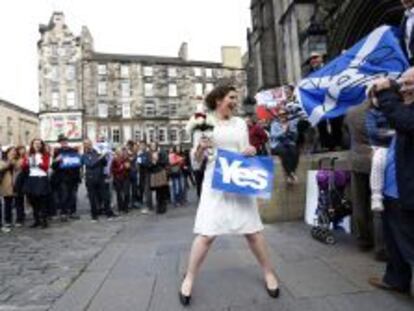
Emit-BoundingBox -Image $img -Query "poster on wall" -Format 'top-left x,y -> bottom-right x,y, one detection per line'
40,112 -> 83,142
255,87 -> 287,121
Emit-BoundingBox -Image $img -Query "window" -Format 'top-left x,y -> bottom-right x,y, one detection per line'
169,103 -> 177,116
98,126 -> 109,140
168,84 -> 177,97
181,128 -> 191,143
194,67 -> 202,77
122,102 -> 131,118
144,101 -> 156,116
52,92 -> 59,108
205,68 -> 213,78
120,65 -> 129,78
66,91 -> 76,107
98,102 -> 108,118
66,64 -> 76,80
146,128 -> 155,143
98,81 -> 107,95
50,65 -> 59,81
144,66 -> 153,76
121,81 -> 130,98
98,64 -> 107,75
168,67 -> 177,77
57,47 -> 66,57
123,125 -> 132,142
144,83 -> 153,97
195,83 -> 203,97
158,128 -> 168,143
170,128 -> 179,143
205,83 -> 214,94
134,128 -> 142,142
112,127 -> 120,143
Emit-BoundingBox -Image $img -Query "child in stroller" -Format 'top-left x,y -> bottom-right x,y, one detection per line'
311,157 -> 352,244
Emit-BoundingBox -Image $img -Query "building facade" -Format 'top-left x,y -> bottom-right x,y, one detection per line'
247,0 -> 404,96
38,12 -> 247,146
0,99 -> 39,147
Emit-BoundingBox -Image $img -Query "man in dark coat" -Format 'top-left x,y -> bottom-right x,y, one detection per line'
82,139 -> 115,221
52,134 -> 81,221
368,67 -> 414,295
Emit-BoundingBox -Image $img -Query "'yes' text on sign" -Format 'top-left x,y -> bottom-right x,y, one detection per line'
212,149 -> 275,199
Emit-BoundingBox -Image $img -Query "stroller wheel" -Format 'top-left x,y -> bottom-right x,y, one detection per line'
325,234 -> 336,245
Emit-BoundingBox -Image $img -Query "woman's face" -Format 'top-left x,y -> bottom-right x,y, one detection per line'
7,148 -> 16,160
216,90 -> 238,117
18,147 -> 26,157
150,142 -> 157,151
33,140 -> 42,152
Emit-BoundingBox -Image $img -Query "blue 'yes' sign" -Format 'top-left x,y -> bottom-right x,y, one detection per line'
60,153 -> 82,169
212,149 -> 275,199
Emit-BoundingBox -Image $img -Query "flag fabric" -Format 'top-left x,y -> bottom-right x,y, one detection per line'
297,25 -> 409,125
211,149 -> 275,199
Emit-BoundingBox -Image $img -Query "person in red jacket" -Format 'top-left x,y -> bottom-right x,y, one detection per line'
246,116 -> 269,155
111,148 -> 131,213
21,139 -> 51,228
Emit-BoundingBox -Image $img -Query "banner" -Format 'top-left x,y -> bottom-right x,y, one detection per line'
40,112 -> 83,142
60,153 -> 82,169
212,149 -> 274,199
255,87 -> 287,121
297,25 -> 409,125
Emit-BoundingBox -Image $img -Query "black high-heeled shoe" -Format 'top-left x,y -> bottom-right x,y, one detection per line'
179,276 -> 192,306
179,290 -> 191,306
266,285 -> 280,298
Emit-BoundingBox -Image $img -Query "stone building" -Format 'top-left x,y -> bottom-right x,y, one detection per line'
38,12 -> 247,146
0,99 -> 39,147
247,0 -> 404,95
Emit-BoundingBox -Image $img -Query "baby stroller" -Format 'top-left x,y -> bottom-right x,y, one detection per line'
311,157 -> 352,245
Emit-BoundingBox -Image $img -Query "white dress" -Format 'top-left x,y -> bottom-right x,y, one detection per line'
193,116 -> 264,236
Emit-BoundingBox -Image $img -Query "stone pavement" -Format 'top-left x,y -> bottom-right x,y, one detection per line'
49,205 -> 413,310
1,186 -> 413,311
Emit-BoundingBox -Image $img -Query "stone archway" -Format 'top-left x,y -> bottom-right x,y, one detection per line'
324,0 -> 404,57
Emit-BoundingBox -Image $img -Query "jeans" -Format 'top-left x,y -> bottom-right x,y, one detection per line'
4,196 -> 25,225
273,144 -> 300,176
113,179 -> 130,212
171,175 -> 183,205
57,182 -> 78,216
86,179 -> 114,218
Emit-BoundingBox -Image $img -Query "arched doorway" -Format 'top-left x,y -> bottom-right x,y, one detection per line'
327,0 -> 404,56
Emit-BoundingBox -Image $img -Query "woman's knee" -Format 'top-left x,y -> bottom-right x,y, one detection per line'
198,235 -> 215,246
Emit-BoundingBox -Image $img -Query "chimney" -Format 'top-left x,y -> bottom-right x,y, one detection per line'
178,42 -> 189,61
221,46 -> 242,69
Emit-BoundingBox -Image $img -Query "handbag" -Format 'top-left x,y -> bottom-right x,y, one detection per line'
150,169 -> 168,189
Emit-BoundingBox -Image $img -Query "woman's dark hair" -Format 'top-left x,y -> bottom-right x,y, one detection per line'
16,145 -> 26,158
205,85 -> 237,111
29,139 -> 46,155
2,147 -> 16,161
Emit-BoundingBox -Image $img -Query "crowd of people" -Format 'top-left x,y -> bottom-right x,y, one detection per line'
0,134 -> 200,232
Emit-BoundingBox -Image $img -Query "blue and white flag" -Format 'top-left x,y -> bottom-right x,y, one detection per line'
297,25 -> 409,125
212,149 -> 275,199
60,153 -> 82,169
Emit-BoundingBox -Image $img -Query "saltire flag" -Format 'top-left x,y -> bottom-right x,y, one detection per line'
297,25 -> 409,125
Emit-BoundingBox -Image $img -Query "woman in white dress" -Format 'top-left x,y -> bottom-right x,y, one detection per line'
179,85 -> 280,306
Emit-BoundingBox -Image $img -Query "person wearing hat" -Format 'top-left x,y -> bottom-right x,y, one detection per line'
51,134 -> 82,221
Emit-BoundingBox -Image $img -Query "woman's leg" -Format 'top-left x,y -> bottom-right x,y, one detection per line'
245,232 -> 279,289
181,235 -> 216,296
4,196 -> 14,226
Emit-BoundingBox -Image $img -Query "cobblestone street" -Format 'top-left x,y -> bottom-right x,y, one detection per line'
1,187 -> 412,310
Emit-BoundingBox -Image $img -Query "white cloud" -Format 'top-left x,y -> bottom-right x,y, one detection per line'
0,0 -> 251,112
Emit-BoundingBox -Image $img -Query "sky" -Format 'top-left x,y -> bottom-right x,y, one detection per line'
0,0 -> 251,112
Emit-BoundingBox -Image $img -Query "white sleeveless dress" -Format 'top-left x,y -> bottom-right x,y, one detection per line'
192,116 -> 264,236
